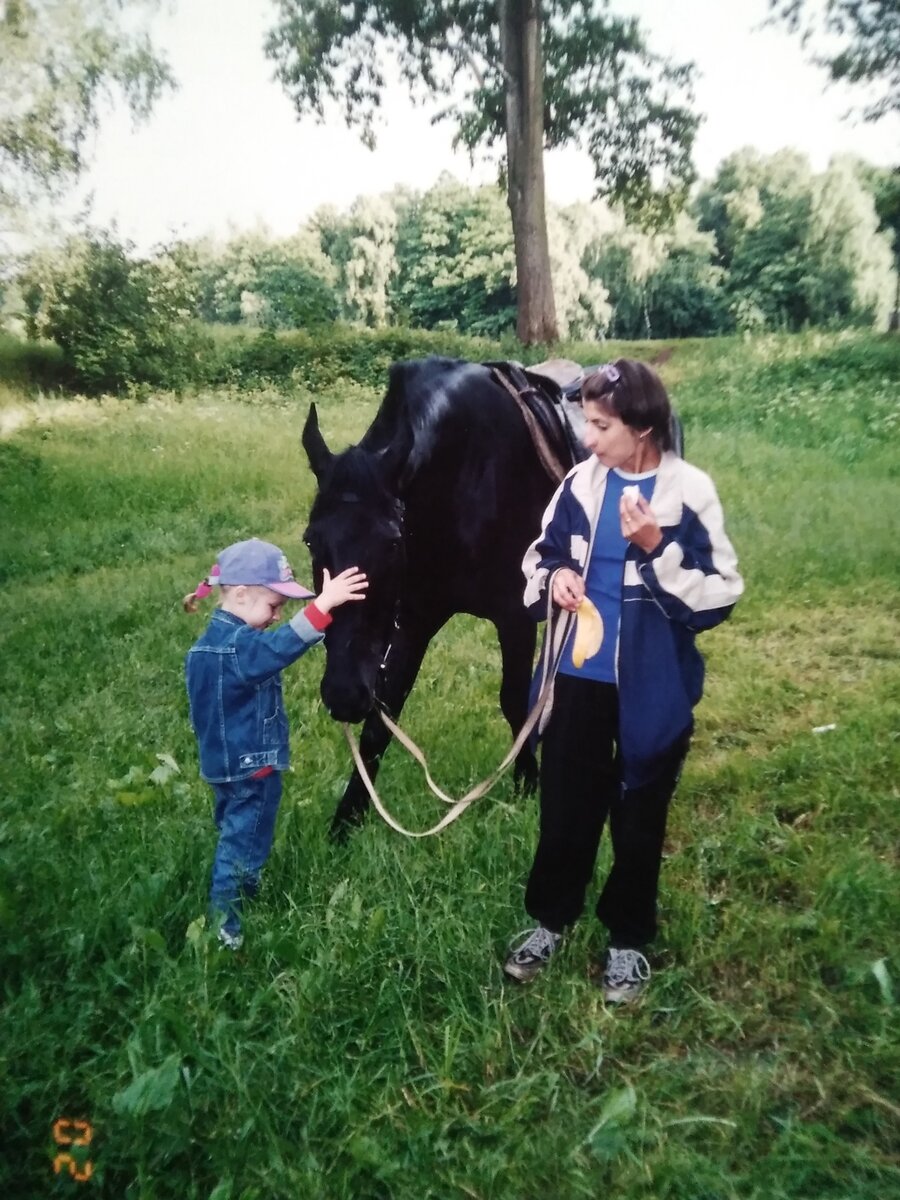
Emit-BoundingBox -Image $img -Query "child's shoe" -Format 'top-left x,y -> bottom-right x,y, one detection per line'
217,927 -> 244,951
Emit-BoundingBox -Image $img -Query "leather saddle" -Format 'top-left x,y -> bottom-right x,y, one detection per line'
486,357 -> 684,483
485,359 -> 588,483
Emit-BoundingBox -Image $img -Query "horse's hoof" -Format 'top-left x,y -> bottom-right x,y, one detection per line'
328,806 -> 368,844
327,819 -> 352,846
513,759 -> 539,795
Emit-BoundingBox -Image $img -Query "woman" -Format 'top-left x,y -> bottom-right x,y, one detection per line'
503,359 -> 743,1003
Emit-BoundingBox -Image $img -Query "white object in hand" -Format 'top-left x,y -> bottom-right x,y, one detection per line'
622,485 -> 641,504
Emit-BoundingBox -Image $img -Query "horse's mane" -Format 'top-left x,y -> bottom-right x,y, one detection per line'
360,357 -> 488,476
326,443 -> 392,502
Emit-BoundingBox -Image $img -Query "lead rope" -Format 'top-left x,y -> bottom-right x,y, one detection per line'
341,589 -> 572,838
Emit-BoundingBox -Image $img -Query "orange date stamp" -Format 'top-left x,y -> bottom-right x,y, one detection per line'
52,1118 -> 93,1182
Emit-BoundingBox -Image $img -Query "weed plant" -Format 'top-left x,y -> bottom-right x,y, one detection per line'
0,332 -> 897,1198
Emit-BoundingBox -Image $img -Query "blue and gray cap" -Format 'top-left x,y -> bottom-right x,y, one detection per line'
198,538 -> 313,599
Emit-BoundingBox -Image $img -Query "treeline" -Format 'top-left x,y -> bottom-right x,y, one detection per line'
5,149 -> 898,393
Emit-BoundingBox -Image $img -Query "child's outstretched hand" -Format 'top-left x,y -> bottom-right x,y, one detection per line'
316,567 -> 368,614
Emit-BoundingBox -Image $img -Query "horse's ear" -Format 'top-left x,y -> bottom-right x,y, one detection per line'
302,403 -> 333,483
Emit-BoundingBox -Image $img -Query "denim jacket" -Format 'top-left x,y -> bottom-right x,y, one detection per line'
185,608 -> 324,783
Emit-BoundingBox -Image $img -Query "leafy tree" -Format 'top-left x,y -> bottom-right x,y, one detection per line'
23,232 -> 209,393
166,236 -> 232,324
586,211 -> 725,339
697,149 -> 893,331
857,162 -> 900,325
391,176 -> 518,336
642,217 -> 727,338
170,229 -> 339,329
308,178 -> 611,338
805,156 -> 895,327
313,195 -> 405,327
250,256 -> 340,329
546,202 -> 613,340
769,0 -> 899,121
265,1 -> 698,344
587,237 -> 641,338
0,0 -> 172,218
238,231 -> 339,329
697,151 -> 813,330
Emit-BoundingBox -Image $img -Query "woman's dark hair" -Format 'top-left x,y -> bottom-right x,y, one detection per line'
581,359 -> 674,452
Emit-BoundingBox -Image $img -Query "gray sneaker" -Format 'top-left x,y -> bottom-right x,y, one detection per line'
503,926 -> 562,982
601,947 -> 650,1003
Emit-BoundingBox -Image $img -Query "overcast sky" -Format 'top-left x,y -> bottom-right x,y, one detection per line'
63,0 -> 899,251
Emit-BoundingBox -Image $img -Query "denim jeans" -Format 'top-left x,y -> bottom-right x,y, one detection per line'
208,770 -> 283,936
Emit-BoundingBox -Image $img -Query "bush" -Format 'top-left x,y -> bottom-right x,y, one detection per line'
210,324 -> 516,392
0,331 -> 70,391
24,233 -> 212,394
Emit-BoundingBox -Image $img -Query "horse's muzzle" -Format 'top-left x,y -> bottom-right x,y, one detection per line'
320,678 -> 375,725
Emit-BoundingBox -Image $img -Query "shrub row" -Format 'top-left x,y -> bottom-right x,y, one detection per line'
0,332 -> 72,392
207,325 -> 522,392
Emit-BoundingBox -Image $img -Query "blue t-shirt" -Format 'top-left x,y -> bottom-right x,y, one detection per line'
558,467 -> 657,682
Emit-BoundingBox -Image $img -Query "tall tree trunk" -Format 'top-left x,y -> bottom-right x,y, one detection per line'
499,0 -> 559,345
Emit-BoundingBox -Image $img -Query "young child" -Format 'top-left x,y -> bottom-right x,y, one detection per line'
183,537 -> 367,949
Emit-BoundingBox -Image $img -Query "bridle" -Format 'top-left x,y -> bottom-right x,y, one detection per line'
341,589 -> 573,838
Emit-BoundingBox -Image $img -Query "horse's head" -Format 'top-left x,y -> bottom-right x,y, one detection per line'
301,403 -> 411,723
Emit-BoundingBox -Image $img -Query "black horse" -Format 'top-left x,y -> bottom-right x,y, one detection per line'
301,356 -> 585,836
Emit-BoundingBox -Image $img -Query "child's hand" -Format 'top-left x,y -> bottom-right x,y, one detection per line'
316,567 -> 368,614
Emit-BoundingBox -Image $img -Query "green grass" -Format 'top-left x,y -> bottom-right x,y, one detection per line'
1,330 -> 898,1198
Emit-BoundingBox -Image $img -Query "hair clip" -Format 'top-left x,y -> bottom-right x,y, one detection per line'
194,562 -> 220,599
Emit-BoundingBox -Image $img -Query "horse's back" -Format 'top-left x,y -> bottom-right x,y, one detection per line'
363,356 -> 535,476
360,359 -> 555,605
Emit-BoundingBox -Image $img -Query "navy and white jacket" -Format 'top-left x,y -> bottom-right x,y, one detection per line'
185,607 -> 326,784
523,450 -> 744,788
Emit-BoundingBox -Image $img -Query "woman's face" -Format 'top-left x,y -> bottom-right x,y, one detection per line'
581,400 -> 653,472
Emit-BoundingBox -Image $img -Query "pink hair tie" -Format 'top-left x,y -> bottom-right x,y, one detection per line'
194,562 -> 220,599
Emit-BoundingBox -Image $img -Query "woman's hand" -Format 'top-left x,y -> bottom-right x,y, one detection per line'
620,494 -> 663,554
552,567 -> 584,612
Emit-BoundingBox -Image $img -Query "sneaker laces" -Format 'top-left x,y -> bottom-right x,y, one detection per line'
604,948 -> 650,985
510,925 -> 561,960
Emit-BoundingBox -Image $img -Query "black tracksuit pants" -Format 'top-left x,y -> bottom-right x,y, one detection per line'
524,673 -> 690,948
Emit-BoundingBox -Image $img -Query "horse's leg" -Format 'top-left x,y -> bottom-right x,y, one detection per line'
329,615 -> 442,840
493,607 -> 539,794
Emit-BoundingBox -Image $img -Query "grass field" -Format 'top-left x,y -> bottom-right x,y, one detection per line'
1,329 -> 898,1198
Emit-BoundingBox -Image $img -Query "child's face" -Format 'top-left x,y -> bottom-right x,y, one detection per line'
223,585 -> 288,630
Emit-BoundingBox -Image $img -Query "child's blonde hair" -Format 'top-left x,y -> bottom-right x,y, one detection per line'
183,583 -> 237,614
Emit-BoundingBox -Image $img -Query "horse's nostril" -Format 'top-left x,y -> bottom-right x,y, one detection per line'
321,678 -> 374,725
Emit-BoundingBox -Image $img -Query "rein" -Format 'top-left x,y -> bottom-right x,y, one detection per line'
341,591 -> 572,838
